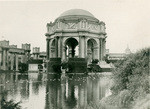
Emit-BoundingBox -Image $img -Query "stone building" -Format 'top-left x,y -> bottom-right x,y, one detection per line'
28,47 -> 46,72
45,9 -> 107,71
106,46 -> 131,63
32,47 -> 40,59
0,40 -> 30,71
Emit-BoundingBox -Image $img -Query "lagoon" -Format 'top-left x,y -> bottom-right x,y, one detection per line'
0,72 -> 112,109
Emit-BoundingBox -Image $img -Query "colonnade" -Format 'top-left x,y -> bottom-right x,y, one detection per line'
46,36 -> 106,62
0,48 -> 9,70
0,48 -> 29,71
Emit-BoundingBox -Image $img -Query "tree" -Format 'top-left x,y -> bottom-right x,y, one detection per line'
110,48 -> 150,108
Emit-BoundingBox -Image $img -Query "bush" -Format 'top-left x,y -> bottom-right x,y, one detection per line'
52,64 -> 61,73
110,48 -> 150,108
92,59 -> 99,64
61,60 -> 68,69
88,64 -> 101,72
133,94 -> 150,109
18,63 -> 28,73
1,99 -> 21,109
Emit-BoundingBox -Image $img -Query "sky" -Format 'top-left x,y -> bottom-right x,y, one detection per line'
0,0 -> 150,53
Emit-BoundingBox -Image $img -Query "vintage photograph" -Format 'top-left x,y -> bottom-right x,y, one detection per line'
0,0 -> 150,109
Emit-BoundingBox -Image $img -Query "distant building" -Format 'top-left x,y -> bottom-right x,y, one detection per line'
0,40 -> 30,71
106,46 -> 131,63
28,47 -> 46,72
125,45 -> 131,55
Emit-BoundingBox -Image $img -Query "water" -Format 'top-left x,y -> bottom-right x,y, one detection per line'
0,72 -> 112,109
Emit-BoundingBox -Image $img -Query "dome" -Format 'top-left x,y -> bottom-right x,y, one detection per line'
59,9 -> 95,18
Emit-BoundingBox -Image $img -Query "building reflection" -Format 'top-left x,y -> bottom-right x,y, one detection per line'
45,74 -> 110,109
0,73 -> 46,103
0,73 -> 110,109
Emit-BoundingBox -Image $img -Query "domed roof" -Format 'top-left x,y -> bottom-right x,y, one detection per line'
59,9 -> 95,18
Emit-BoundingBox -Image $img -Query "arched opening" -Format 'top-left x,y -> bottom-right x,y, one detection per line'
87,39 -> 98,63
65,38 -> 79,59
51,39 -> 56,58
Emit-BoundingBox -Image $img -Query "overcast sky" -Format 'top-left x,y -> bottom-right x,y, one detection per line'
0,0 -> 150,53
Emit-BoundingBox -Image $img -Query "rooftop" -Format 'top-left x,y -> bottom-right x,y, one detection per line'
59,9 -> 95,18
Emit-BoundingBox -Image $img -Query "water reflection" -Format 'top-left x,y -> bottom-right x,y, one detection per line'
0,73 -> 111,109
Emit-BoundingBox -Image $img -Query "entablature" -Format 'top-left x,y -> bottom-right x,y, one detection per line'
46,31 -> 106,40
46,17 -> 106,36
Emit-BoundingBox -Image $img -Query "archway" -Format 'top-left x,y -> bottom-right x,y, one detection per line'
87,39 -> 98,63
65,38 -> 79,59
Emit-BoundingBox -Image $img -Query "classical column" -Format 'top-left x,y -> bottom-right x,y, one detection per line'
55,37 -> 58,58
61,37 -> 66,61
15,54 -> 18,71
99,38 -> 103,61
49,39 -> 51,58
93,47 -> 98,59
2,49 -> 6,70
59,37 -> 63,58
57,37 -> 60,57
46,39 -> 50,60
0,51 -> 2,69
79,36 -> 85,58
11,54 -> 14,70
27,51 -> 30,61
101,39 -> 105,60
21,55 -> 24,63
99,38 -> 101,61
87,48 -> 92,64
68,47 -> 72,58
84,37 -> 87,58
24,52 -> 28,63
6,50 -> 9,70
103,39 -> 106,57
62,46 -> 66,61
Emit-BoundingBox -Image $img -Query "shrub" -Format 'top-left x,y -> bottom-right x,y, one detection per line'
92,59 -> 99,64
1,99 -> 21,109
88,64 -> 101,72
110,48 -> 150,107
52,64 -> 61,73
61,60 -> 68,69
18,63 -> 28,73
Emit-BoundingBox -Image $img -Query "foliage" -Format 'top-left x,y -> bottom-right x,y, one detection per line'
38,64 -> 43,71
110,48 -> 150,108
88,64 -> 101,72
75,102 -> 105,109
1,99 -> 21,109
133,94 -> 150,109
18,63 -> 28,73
61,60 -> 68,69
104,54 -> 110,64
92,59 -> 99,64
52,64 -> 61,73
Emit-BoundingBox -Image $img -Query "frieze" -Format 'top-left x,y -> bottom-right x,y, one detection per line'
87,23 -> 99,31
9,48 -> 25,54
66,22 -> 77,29
47,20 -> 105,35
100,24 -> 105,32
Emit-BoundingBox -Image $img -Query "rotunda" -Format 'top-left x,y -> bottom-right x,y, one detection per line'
45,9 -> 107,72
